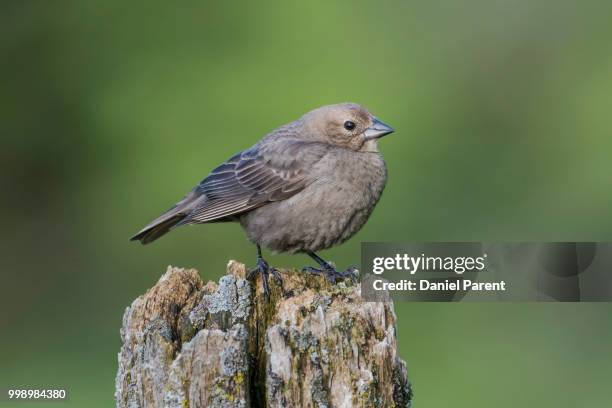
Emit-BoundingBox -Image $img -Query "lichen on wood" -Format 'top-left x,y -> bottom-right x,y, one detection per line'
115,261 -> 412,408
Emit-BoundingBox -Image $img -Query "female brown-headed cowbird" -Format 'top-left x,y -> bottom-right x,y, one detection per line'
131,103 -> 394,296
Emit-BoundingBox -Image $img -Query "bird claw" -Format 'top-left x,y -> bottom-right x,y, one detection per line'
248,257 -> 283,300
302,264 -> 358,284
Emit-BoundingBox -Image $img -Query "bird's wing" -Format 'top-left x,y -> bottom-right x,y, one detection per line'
182,140 -> 328,224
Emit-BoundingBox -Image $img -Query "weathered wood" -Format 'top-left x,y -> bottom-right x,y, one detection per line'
115,261 -> 412,408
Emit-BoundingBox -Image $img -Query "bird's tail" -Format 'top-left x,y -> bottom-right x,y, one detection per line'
130,214 -> 186,244
130,191 -> 204,244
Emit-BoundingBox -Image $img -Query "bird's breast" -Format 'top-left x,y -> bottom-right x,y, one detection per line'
240,150 -> 387,253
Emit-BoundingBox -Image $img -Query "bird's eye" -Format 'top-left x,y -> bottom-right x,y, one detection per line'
344,121 -> 356,131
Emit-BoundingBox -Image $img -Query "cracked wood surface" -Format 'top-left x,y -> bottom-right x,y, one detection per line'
115,261 -> 412,408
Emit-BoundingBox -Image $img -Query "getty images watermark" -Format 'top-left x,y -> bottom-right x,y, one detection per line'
370,252 -> 506,293
360,242 -> 612,302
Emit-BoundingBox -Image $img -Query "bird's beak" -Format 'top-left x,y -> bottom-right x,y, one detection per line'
364,118 -> 395,140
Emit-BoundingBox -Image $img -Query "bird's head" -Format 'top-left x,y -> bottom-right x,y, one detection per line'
301,103 -> 394,152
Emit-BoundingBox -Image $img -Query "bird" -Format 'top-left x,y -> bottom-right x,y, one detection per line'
131,103 -> 394,297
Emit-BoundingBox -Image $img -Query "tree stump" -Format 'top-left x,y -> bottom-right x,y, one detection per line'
115,261 -> 412,408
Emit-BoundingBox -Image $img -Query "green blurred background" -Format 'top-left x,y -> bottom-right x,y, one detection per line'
2,1 -> 611,406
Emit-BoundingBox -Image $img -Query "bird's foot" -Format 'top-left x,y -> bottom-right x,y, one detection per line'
247,256 -> 283,300
302,263 -> 358,284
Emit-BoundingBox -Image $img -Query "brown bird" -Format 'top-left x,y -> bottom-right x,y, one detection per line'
131,103 -> 394,297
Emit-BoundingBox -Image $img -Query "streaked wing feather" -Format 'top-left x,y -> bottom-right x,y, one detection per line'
183,142 -> 320,223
